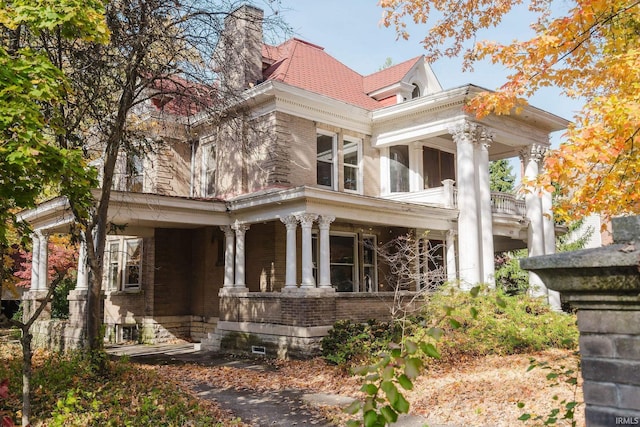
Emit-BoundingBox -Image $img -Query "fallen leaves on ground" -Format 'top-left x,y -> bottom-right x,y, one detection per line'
151,348 -> 584,427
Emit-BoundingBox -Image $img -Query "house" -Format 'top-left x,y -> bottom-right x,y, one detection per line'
19,6 -> 567,357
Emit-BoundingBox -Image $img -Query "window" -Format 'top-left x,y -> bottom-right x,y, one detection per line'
105,237 -> 143,291
389,145 -> 410,192
202,144 -> 217,197
330,234 -> 356,292
363,235 -> 377,292
423,147 -> 455,189
316,132 -> 336,188
411,84 -> 421,99
418,239 -> 445,290
343,137 -> 362,193
125,153 -> 144,192
311,232 -> 377,293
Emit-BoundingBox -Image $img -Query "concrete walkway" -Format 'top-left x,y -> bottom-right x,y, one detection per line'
105,343 -> 435,427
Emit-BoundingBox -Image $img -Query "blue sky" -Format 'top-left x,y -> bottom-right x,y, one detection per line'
260,1 -> 582,134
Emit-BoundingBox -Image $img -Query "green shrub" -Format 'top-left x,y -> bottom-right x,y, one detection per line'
322,287 -> 578,370
422,286 -> 578,357
321,319 -> 403,367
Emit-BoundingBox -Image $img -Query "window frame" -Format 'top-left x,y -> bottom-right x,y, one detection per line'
342,136 -> 363,194
389,145 -> 410,193
125,152 -> 144,192
105,236 -> 143,292
202,143 -> 217,197
362,234 -> 378,292
316,130 -> 338,190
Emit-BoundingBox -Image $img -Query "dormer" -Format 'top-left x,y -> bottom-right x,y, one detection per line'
363,56 -> 442,106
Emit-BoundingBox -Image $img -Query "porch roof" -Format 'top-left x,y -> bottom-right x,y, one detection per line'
19,186 -> 458,234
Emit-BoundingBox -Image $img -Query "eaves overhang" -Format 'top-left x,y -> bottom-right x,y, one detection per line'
18,191 -> 230,234
227,186 -> 458,230
371,84 -> 570,148
191,80 -> 373,135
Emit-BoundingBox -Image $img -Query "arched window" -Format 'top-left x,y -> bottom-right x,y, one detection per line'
411,83 -> 421,99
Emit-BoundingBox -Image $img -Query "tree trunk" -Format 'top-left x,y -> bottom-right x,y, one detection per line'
20,327 -> 32,427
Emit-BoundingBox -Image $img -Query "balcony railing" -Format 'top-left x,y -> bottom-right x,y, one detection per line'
384,185 -> 525,217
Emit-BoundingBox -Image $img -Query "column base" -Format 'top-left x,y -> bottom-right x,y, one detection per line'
219,287 -> 249,296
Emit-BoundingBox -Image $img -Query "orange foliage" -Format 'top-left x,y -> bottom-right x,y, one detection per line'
380,0 -> 640,219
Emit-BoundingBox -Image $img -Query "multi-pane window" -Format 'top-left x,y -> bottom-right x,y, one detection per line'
203,144 -> 217,197
418,239 -> 445,291
343,137 -> 362,193
363,235 -> 377,292
389,145 -> 410,192
105,237 -> 143,291
423,147 -> 455,189
316,132 -> 336,188
330,234 -> 356,292
125,153 -> 144,192
312,232 -> 377,293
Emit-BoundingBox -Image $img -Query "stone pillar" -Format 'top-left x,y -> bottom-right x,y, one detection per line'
231,221 -> 249,291
23,231 -> 51,322
521,144 -> 548,298
318,215 -> 335,291
521,216 -> 640,427
296,213 -> 318,289
280,216 -> 298,290
220,226 -> 235,289
476,128 -> 495,287
450,122 -> 480,289
445,229 -> 457,283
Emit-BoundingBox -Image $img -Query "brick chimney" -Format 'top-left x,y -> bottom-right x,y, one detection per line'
215,5 -> 264,94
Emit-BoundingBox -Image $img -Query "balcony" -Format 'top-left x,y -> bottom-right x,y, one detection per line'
383,185 -> 526,218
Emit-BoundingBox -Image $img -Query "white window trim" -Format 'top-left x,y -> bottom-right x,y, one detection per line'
105,236 -> 143,292
201,143 -> 217,197
316,130 -> 338,190
329,231 -> 358,292
343,136 -> 363,194
363,234 -> 378,292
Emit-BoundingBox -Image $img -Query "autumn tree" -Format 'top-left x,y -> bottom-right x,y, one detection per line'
18,0 -> 287,351
0,3 -> 107,423
380,0 -> 640,220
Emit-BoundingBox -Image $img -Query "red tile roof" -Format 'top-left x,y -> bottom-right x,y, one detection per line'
262,38 -> 418,110
363,56 -> 423,94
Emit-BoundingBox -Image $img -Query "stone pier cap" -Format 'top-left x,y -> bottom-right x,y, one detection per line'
520,216 -> 640,309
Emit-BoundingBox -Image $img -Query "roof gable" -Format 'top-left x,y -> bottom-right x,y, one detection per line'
363,56 -> 423,94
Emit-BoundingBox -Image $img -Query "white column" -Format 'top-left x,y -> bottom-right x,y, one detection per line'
476,128 -> 495,287
296,213 -> 318,289
522,144 -> 547,298
442,179 -> 455,208
318,215 -> 335,290
37,232 -> 49,290
75,239 -> 89,290
541,171 -> 561,310
220,226 -> 235,288
30,233 -> 41,291
280,216 -> 298,290
409,143 -> 422,191
450,122 -> 480,289
231,221 -> 249,291
446,229 -> 458,283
